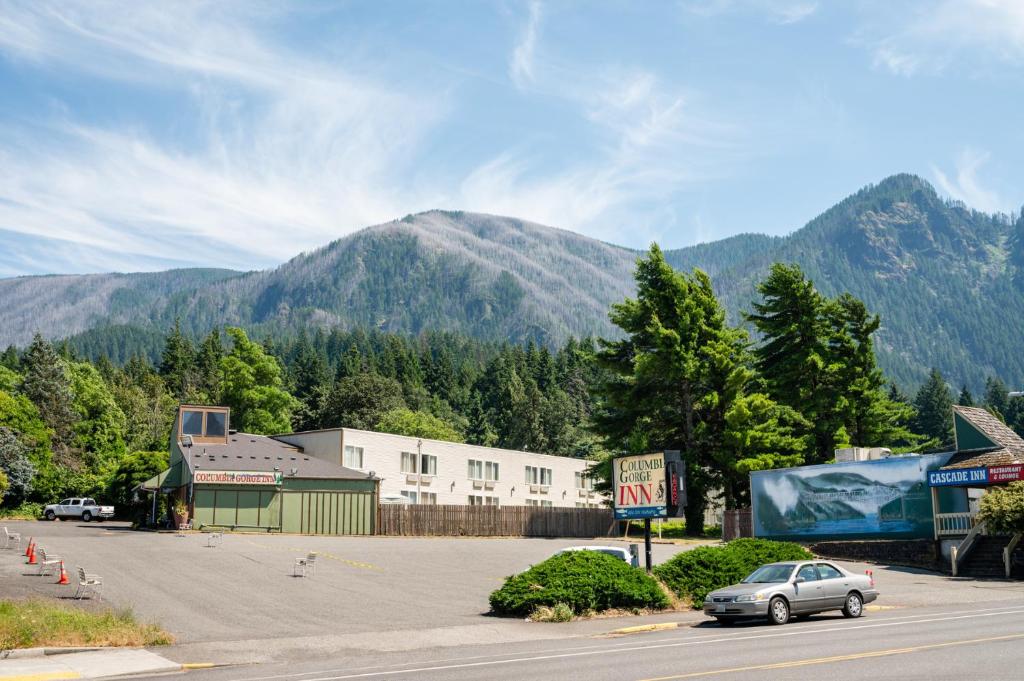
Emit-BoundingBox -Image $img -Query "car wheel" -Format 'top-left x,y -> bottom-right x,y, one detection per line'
715,618 -> 735,627
45,510 -> 56,521
768,597 -> 789,625
843,592 -> 863,618
82,511 -> 92,522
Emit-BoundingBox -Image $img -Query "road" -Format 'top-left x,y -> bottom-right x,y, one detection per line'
139,603 -> 1024,681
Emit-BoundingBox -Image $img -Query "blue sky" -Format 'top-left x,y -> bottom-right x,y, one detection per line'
1,0 -> 1022,276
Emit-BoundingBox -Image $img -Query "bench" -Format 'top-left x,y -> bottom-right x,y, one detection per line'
206,532 -> 223,547
75,567 -> 102,599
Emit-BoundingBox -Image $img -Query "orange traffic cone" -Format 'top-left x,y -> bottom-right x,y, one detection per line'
27,543 -> 37,565
24,537 -> 33,557
56,561 -> 69,585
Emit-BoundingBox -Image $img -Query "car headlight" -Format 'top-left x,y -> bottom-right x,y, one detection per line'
735,592 -> 767,602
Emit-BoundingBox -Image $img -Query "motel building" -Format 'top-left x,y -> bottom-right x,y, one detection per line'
928,406 -> 1024,577
142,405 -> 604,536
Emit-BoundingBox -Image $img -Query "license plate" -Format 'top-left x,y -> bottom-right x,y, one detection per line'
715,604 -> 725,613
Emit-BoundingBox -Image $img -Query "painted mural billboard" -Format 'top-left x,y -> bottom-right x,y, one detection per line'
751,453 -> 953,541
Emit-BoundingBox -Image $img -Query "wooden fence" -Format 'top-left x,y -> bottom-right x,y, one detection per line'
378,504 -> 615,538
723,508 -> 753,541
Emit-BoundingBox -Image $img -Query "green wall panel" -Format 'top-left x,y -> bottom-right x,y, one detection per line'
193,489 -> 216,527
213,490 -> 238,526
236,491 -> 260,527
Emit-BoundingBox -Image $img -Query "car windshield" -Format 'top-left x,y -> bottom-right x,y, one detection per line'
742,564 -> 795,583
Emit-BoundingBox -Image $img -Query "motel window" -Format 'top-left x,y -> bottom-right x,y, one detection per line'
205,411 -> 226,437
344,445 -> 364,469
182,410 -> 204,436
525,499 -> 552,508
401,451 -> 436,476
401,490 -> 417,503
575,472 -> 594,490
525,466 -> 552,486
470,495 -> 499,506
420,492 -> 437,505
468,460 -> 499,481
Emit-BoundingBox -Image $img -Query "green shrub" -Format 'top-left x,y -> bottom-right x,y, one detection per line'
489,551 -> 669,617
0,501 -> 42,519
654,538 -> 813,607
979,481 -> 1024,534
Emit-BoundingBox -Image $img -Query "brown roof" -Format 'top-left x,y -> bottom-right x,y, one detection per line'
942,406 -> 1024,470
184,433 -> 374,480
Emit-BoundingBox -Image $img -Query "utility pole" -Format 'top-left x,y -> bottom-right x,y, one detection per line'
416,438 -> 423,504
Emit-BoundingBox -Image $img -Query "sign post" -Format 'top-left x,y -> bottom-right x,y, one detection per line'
613,452 -> 685,572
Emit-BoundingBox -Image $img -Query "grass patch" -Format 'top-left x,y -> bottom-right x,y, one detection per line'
654,538 -> 813,607
0,600 -> 173,650
489,551 -> 669,618
530,603 -> 574,622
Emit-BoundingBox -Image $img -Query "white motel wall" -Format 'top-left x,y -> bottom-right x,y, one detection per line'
274,428 -> 604,509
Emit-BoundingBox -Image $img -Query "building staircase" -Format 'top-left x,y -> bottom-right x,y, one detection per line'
957,535 -> 1022,578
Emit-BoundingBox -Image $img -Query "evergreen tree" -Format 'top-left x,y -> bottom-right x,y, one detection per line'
747,264 -> 846,463
0,346 -> 18,371
159,319 -> 197,401
913,368 -> 954,450
958,385 -> 975,407
983,376 -> 1010,422
0,427 -> 36,504
20,334 -> 77,467
319,373 -> 406,430
196,329 -> 224,403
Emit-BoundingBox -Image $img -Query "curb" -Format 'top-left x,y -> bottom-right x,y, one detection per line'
606,622 -> 681,635
0,649 -> 101,661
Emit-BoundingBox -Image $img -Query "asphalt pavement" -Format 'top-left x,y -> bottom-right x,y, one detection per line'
137,602 -> 1024,681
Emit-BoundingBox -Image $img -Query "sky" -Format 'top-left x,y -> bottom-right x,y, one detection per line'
1,0 -> 1023,277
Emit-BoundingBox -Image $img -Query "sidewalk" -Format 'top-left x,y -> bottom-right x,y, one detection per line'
0,648 -> 182,681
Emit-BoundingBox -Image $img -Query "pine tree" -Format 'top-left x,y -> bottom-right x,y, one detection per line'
20,334 -> 77,467
196,329 -> 224,403
747,264 -> 846,463
913,368 -> 954,450
159,319 -> 197,401
0,346 -> 18,371
958,385 -> 975,407
983,376 -> 1010,422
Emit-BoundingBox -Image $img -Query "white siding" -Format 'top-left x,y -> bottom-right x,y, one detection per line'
279,429 -> 605,508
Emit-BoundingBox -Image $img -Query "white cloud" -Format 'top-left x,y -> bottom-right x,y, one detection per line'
931,148 -> 1007,213
0,1 -> 449,272
509,1 -> 543,90
865,0 -> 1024,76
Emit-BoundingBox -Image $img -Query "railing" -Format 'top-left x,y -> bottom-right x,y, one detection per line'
1004,533 -> 1023,578
951,520 -> 987,577
935,512 -> 981,537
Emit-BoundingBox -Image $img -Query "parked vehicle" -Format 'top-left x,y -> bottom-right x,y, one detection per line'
703,560 -> 878,625
43,498 -> 115,522
555,545 -> 639,568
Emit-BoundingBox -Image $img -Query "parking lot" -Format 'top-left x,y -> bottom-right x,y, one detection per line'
5,520 -> 1024,664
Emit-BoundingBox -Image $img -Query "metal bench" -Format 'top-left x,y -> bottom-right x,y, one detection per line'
75,567 -> 102,599
2,526 -> 20,550
293,552 -> 318,577
37,547 -> 62,576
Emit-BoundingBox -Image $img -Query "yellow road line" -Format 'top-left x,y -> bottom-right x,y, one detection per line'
238,537 -> 382,570
0,672 -> 81,681
638,632 -> 1024,680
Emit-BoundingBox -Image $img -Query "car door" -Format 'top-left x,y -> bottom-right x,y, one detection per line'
791,564 -> 824,613
816,563 -> 850,608
68,499 -> 82,517
57,499 -> 72,517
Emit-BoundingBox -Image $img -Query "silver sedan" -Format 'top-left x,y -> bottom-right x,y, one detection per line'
703,560 -> 879,625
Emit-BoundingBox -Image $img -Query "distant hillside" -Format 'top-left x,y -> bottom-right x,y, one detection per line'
1,175 -> 1022,390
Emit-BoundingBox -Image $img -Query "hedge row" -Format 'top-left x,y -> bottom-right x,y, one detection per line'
654,538 -> 813,607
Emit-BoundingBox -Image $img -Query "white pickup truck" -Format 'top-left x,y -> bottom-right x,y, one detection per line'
43,498 -> 115,522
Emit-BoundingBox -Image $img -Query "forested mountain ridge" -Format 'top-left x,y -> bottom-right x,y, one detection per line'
1,175 -> 1022,389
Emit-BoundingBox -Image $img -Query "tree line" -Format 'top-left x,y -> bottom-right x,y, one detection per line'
3,249 -> 1023,527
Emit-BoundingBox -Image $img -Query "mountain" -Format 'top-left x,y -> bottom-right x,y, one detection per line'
1,175 -> 1022,390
